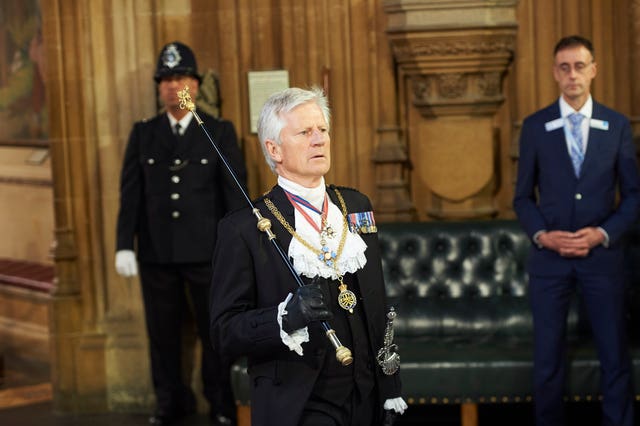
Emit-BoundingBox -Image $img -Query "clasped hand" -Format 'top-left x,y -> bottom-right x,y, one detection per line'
282,277 -> 333,333
538,227 -> 605,257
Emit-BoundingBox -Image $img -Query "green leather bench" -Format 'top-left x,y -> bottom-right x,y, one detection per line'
229,219 -> 640,426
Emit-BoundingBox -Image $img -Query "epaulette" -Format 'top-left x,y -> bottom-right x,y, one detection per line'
254,193 -> 268,203
137,115 -> 158,125
224,203 -> 249,217
328,184 -> 360,193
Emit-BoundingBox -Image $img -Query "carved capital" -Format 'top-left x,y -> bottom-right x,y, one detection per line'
389,33 -> 516,65
392,31 -> 515,116
385,1 -> 517,118
411,70 -> 506,117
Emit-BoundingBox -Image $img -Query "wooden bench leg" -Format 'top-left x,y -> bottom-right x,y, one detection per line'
460,402 -> 478,426
237,404 -> 251,426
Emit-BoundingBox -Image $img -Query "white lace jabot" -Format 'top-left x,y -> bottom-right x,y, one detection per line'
277,176 -> 367,279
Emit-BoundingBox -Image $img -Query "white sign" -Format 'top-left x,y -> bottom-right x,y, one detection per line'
248,70 -> 290,133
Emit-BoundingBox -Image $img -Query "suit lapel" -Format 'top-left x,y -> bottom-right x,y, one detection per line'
175,122 -> 189,156
554,130 -> 575,176
580,102 -> 606,179
156,114 -> 176,152
174,117 -> 196,157
544,103 -> 577,177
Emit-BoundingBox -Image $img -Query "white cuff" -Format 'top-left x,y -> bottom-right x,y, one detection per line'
384,397 -> 408,414
277,293 -> 309,356
532,230 -> 546,249
597,226 -> 610,247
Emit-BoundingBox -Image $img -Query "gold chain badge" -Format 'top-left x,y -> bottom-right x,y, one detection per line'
264,188 -> 357,313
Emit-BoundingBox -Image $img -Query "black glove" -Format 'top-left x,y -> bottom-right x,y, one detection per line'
282,278 -> 333,333
382,410 -> 397,426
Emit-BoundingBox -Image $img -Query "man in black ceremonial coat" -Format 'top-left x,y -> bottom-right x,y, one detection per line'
115,41 -> 247,426
209,87 -> 406,426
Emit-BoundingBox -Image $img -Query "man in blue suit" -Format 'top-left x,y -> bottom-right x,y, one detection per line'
513,35 -> 640,426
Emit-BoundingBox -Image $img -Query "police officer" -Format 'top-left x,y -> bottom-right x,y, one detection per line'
115,41 -> 247,426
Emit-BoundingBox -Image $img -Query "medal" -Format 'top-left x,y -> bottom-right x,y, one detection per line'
337,281 -> 357,313
266,188 -> 358,314
321,225 -> 335,240
319,246 -> 337,267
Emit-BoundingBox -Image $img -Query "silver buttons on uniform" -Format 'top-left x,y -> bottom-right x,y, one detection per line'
170,158 -> 181,218
575,193 -> 582,200
201,158 -> 208,164
147,158 -> 155,165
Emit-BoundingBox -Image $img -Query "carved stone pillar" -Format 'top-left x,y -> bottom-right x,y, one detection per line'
42,0 -> 158,413
372,126 -> 416,223
384,0 -> 518,220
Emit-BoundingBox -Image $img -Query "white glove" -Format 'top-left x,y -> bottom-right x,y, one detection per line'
384,397 -> 408,414
115,250 -> 138,277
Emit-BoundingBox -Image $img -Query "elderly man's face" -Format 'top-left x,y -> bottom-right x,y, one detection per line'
267,102 -> 330,187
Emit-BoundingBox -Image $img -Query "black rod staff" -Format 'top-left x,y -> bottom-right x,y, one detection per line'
178,87 -> 353,366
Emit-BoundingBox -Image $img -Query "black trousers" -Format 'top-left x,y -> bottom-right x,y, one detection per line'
139,262 -> 236,419
298,387 -> 378,426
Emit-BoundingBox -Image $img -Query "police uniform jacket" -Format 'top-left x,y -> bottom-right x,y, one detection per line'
209,184 -> 402,426
116,110 -> 247,263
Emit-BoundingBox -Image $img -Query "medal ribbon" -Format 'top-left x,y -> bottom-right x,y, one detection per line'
284,190 -> 328,234
264,188 -> 358,313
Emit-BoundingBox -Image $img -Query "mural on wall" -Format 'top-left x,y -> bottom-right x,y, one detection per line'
0,0 -> 47,142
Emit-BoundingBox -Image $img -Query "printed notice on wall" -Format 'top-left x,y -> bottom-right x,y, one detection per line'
248,70 -> 290,133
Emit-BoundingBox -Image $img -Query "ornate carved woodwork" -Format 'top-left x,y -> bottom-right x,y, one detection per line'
384,0 -> 518,219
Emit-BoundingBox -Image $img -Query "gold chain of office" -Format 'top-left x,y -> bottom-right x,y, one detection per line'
263,187 -> 358,313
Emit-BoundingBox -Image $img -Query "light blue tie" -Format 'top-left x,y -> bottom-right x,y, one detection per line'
568,112 -> 585,177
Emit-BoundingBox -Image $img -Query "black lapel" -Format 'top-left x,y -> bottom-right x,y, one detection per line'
156,114 -> 176,152
264,185 -> 295,250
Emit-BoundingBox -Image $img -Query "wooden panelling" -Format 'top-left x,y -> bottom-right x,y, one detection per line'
0,147 -> 53,262
33,0 -> 640,414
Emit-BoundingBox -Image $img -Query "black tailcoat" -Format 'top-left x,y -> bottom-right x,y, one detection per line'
210,185 -> 402,426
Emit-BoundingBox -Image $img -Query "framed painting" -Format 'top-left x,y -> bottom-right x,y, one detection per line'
0,0 -> 47,148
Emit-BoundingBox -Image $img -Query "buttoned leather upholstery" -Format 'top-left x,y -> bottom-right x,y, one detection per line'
380,220 -> 638,405
230,219 -> 640,407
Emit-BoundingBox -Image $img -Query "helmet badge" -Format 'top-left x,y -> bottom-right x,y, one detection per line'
161,43 -> 182,69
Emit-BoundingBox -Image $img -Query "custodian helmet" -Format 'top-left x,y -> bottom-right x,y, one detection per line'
153,41 -> 202,84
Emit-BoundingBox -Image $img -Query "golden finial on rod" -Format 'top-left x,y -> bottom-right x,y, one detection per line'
178,86 -> 196,112
178,86 -> 203,125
